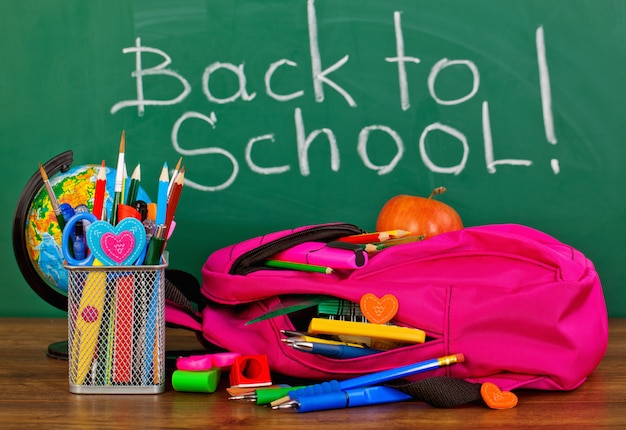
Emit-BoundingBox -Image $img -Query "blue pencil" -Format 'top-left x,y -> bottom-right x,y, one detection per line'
271,353 -> 464,407
142,273 -> 160,385
155,162 -> 168,226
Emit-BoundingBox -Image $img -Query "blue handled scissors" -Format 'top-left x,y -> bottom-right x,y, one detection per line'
62,212 -> 97,266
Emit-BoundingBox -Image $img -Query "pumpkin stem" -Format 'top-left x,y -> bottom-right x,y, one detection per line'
428,186 -> 447,199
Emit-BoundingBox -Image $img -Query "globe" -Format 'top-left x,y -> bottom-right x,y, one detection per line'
24,164 -> 151,298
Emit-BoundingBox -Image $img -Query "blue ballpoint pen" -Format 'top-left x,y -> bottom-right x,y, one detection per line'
273,386 -> 412,412
290,341 -> 381,358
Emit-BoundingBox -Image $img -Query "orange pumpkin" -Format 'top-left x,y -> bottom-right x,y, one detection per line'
376,187 -> 463,239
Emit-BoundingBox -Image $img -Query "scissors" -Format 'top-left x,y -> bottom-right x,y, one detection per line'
62,211 -> 148,266
62,212 -> 97,266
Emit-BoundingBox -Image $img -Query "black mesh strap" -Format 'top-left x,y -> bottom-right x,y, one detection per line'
386,376 -> 482,408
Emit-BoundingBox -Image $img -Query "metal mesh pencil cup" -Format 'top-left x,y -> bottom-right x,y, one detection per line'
67,262 -> 167,394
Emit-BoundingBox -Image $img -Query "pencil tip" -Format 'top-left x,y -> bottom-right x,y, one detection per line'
132,163 -> 141,178
119,130 -> 125,152
160,163 -> 169,181
175,156 -> 183,169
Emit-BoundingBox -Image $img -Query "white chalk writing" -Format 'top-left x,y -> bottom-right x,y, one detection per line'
111,0 -> 558,191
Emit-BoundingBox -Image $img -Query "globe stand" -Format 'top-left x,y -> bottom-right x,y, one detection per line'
47,340 -> 68,360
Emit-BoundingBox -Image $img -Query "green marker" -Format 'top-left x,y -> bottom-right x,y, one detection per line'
265,259 -> 334,274
229,386 -> 306,405
144,225 -> 166,265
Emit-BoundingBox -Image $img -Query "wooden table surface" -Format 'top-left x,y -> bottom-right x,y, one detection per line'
0,318 -> 624,429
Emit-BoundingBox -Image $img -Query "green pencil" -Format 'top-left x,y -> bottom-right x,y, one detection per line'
265,259 -> 334,274
125,163 -> 141,206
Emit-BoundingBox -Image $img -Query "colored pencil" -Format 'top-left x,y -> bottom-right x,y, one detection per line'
167,156 -> 183,196
125,163 -> 141,206
38,163 -> 66,231
143,272 -> 161,384
336,230 -> 412,244
155,162 -> 169,226
120,160 -> 128,206
110,131 -> 126,225
92,160 -> 106,220
376,235 -> 425,247
329,235 -> 426,254
113,274 -> 134,383
165,168 -> 184,237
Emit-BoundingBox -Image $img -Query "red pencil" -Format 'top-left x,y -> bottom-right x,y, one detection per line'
336,230 -> 411,244
164,167 -> 184,238
92,160 -> 106,220
113,274 -> 134,383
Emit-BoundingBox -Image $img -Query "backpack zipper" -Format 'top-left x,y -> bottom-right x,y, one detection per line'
229,223 -> 364,275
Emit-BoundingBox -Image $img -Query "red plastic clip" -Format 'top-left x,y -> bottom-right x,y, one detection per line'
229,354 -> 272,388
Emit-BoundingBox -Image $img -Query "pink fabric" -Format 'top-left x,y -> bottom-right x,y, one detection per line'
195,223 -> 608,391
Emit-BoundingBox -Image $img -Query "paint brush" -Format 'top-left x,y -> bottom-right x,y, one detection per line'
39,163 -> 66,231
110,131 -> 126,225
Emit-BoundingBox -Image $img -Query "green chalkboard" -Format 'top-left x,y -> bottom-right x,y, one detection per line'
2,0 -> 625,317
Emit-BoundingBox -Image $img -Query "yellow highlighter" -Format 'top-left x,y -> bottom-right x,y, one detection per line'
307,318 -> 426,345
70,260 -> 107,385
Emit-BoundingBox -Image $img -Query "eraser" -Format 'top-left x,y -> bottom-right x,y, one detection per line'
211,352 -> 240,369
176,355 -> 213,372
176,352 -> 241,371
172,368 -> 221,393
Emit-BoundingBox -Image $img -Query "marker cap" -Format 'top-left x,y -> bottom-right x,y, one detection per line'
147,202 -> 157,221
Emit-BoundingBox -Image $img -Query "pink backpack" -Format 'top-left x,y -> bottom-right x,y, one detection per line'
166,223 -> 607,392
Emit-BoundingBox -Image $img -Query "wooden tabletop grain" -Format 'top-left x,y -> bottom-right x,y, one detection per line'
0,318 -> 624,429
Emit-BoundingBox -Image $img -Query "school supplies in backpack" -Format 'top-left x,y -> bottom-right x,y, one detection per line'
166,222 -> 608,392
